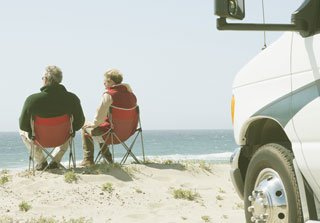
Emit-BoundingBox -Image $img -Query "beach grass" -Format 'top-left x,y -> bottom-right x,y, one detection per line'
101,182 -> 114,193
64,171 -> 79,183
0,216 -> 93,223
172,188 -> 200,201
0,175 -> 10,186
234,201 -> 244,210
199,160 -> 212,172
134,187 -> 143,193
0,169 -> 9,175
201,215 -> 211,222
61,216 -> 92,223
181,216 -> 188,221
18,170 -> 34,178
19,201 -> 31,212
0,169 -> 10,186
216,194 -> 224,201
122,165 -> 141,176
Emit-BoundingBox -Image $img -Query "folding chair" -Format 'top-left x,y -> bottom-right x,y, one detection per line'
94,105 -> 145,165
29,114 -> 76,174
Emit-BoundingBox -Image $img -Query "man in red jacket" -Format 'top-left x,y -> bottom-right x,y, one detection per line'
80,69 -> 137,166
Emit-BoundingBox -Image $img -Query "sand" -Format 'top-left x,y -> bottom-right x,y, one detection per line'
0,162 -> 245,223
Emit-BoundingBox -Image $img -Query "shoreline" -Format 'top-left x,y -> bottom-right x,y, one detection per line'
0,161 -> 244,223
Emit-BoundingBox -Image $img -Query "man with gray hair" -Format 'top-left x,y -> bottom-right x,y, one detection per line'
19,65 -> 85,170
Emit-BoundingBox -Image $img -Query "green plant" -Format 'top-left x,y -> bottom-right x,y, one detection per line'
111,163 -> 121,169
19,201 -> 31,212
29,216 -> 57,223
62,217 -> 93,223
27,216 -> 93,223
142,159 -> 155,164
0,169 -> 9,175
18,170 -> 33,178
173,188 -> 199,201
234,202 -> 244,209
135,188 -> 143,193
102,182 -> 114,193
201,215 -> 210,222
0,175 -> 9,185
64,171 -> 79,183
0,216 -> 13,223
216,194 -> 224,201
163,159 -> 173,164
199,161 -> 212,172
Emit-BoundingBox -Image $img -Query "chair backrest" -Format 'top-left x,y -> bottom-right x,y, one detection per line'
105,106 -> 139,144
32,114 -> 72,148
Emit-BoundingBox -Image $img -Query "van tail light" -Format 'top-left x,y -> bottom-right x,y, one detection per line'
231,95 -> 235,125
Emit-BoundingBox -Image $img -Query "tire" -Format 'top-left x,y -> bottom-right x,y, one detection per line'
244,143 -> 303,223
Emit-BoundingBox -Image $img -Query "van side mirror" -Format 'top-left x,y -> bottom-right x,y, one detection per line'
215,0 -> 245,20
214,0 -> 320,38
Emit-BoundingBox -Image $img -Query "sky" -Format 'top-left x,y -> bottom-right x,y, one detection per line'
0,0 -> 303,131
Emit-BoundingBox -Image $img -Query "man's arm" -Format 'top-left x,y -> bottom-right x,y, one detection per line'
91,93 -> 112,128
72,96 -> 85,131
19,97 -> 32,134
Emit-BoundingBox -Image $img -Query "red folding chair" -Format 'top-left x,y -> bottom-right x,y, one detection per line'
29,114 -> 76,174
94,105 -> 145,165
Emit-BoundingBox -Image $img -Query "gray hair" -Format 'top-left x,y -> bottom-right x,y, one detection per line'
44,65 -> 63,85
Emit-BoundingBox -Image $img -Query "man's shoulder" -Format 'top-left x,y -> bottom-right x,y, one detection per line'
25,91 -> 45,102
65,90 -> 81,103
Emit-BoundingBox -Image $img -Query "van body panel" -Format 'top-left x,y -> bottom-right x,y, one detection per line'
233,33 -> 292,145
233,31 -> 320,202
291,32 -> 320,201
233,32 -> 292,88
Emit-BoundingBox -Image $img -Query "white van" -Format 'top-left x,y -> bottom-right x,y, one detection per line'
215,0 -> 320,222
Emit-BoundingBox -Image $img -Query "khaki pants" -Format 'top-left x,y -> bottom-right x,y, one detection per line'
20,130 -> 69,164
82,127 -> 109,163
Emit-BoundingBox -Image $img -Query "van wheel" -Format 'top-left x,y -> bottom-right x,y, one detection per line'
244,143 -> 303,223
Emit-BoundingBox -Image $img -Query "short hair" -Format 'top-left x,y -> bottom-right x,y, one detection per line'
44,65 -> 63,85
104,69 -> 123,84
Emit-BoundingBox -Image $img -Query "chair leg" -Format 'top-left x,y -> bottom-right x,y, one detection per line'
68,147 -> 72,169
94,150 -> 102,164
29,144 -> 35,176
112,132 -> 140,165
119,141 -> 140,165
140,131 -> 146,163
68,139 -> 76,169
111,144 -> 114,163
41,149 -> 66,174
72,139 -> 76,168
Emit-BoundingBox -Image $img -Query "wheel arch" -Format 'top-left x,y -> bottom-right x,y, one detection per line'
238,117 -> 292,185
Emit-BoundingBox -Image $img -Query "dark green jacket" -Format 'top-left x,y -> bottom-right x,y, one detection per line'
19,84 -> 85,136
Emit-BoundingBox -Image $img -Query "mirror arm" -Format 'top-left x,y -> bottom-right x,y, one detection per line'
217,17 -> 305,32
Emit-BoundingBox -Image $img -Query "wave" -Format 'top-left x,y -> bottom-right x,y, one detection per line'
136,152 -> 233,162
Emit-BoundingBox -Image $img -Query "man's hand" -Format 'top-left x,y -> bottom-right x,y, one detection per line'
82,122 -> 94,129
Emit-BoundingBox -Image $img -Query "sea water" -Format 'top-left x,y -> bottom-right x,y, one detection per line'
0,129 -> 237,170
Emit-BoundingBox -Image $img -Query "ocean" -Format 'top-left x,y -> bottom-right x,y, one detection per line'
0,129 -> 237,170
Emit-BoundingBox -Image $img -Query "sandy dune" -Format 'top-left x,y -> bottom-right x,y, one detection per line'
0,162 -> 245,223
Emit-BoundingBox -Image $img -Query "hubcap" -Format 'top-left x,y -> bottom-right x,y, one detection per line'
247,168 -> 288,223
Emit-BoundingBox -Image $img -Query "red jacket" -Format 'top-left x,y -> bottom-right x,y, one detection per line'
98,84 -> 137,131
107,84 -> 137,108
